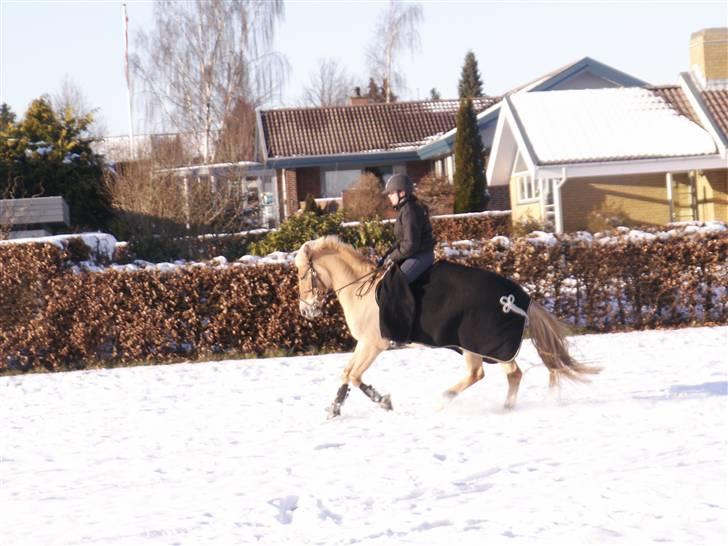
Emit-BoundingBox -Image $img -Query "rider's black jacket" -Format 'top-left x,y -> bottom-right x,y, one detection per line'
386,196 -> 435,264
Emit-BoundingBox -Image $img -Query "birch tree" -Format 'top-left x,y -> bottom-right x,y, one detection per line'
132,0 -> 287,163
366,0 -> 424,104
300,58 -> 355,107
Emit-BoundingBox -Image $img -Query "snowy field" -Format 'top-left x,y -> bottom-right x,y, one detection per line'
1,326 -> 726,546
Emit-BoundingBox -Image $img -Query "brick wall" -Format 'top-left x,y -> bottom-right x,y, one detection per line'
281,169 -> 299,217
562,173 -> 670,231
690,28 -> 728,83
488,185 -> 511,211
406,160 -> 433,184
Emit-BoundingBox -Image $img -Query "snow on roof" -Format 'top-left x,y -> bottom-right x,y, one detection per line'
510,87 -> 718,164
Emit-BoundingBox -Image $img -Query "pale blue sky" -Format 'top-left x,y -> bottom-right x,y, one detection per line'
1,0 -> 725,136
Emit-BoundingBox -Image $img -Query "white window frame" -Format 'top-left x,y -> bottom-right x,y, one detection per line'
512,151 -> 538,203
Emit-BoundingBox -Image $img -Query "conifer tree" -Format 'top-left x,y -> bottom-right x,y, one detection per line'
0,97 -> 111,229
453,97 -> 487,213
0,103 -> 16,130
458,51 -> 484,99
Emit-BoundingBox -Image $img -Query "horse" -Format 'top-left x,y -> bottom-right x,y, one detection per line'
294,236 -> 600,418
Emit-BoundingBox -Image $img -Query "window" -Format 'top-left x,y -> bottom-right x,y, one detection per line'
321,168 -> 360,197
517,174 -> 536,202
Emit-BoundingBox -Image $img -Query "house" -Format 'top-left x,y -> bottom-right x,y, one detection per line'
256,57 -> 651,220
416,57 -> 649,209
256,97 -> 496,219
485,28 -> 728,232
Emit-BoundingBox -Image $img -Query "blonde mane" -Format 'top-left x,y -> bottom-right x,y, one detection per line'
307,236 -> 373,275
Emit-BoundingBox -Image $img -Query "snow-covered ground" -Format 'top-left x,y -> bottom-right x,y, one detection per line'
1,327 -> 726,545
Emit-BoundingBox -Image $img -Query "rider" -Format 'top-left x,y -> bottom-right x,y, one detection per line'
377,174 -> 436,283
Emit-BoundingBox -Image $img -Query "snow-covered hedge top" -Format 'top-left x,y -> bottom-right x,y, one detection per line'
1,221 -> 724,274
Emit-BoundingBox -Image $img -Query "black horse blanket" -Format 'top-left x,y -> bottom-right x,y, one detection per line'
376,261 -> 531,362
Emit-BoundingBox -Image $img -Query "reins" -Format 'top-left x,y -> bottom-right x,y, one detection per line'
299,257 -> 381,307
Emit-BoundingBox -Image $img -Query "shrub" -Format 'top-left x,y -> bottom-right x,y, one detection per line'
343,172 -> 389,220
511,215 -> 551,238
416,174 -> 454,215
250,211 -> 345,256
586,203 -> 636,233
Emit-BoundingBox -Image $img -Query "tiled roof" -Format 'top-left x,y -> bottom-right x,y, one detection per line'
259,98 -> 498,158
700,89 -> 728,139
510,87 -> 717,165
647,86 -> 702,125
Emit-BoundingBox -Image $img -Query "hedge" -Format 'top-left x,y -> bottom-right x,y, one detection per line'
0,225 -> 725,373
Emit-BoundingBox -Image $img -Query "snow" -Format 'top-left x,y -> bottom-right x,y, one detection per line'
510,88 -> 718,162
1,326 -> 726,545
0,232 -> 117,262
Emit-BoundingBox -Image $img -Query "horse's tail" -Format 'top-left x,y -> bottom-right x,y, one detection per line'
526,301 -> 601,386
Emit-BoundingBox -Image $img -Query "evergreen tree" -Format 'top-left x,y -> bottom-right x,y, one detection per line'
458,50 -> 484,99
429,88 -> 441,100
0,96 -> 112,230
0,103 -> 16,131
453,97 -> 488,213
365,77 -> 397,103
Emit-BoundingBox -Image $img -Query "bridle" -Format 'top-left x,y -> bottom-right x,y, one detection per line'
298,256 -> 379,310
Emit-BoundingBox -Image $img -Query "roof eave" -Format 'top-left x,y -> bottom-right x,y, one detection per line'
263,149 -> 422,169
535,154 -> 726,179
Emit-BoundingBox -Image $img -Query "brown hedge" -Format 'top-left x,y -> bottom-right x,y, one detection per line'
1,230 -> 725,373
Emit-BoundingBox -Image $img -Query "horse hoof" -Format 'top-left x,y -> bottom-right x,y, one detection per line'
379,394 -> 393,411
326,404 -> 341,419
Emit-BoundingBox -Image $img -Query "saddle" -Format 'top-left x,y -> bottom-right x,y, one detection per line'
375,261 -> 531,362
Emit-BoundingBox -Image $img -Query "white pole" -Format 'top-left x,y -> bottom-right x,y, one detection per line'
122,3 -> 134,159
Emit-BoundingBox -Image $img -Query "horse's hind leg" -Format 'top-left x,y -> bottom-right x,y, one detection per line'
503,361 -> 523,410
444,350 -> 484,400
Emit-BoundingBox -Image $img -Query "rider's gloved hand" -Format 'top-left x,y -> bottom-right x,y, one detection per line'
376,256 -> 392,269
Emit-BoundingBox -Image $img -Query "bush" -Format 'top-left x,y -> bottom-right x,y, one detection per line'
416,174 -> 454,215
511,215 -> 551,238
586,203 -> 637,233
250,211 -> 345,256
343,172 -> 389,220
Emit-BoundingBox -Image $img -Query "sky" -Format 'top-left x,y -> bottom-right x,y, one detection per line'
1,0 -> 726,137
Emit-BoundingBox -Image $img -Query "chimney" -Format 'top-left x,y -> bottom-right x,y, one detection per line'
347,86 -> 372,106
690,27 -> 728,89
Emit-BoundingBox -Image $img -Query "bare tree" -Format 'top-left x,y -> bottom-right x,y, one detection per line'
366,0 -> 424,104
53,76 -> 105,137
132,0 -> 288,163
300,58 -> 356,107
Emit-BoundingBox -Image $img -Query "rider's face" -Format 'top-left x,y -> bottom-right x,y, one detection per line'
387,191 -> 400,206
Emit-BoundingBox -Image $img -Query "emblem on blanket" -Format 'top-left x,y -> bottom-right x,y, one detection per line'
376,261 -> 531,362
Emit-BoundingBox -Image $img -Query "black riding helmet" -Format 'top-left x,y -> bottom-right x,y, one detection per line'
382,173 -> 413,195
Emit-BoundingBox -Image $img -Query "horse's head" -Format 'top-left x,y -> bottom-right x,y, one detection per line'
294,241 -> 328,320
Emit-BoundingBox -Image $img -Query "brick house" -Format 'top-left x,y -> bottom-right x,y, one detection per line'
256,97 -> 496,220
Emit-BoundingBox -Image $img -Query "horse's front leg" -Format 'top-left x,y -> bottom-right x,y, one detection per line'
328,341 -> 386,417
348,341 -> 390,411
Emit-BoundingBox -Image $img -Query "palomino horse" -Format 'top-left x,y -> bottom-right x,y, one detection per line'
295,236 -> 599,418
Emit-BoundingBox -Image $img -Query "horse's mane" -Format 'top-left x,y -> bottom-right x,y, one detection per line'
310,236 -> 373,271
